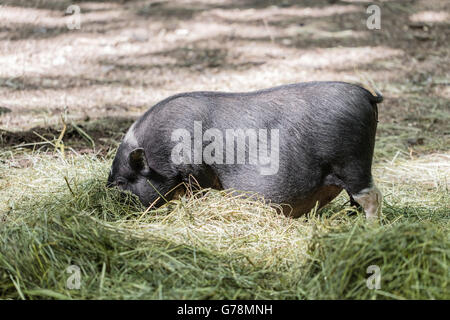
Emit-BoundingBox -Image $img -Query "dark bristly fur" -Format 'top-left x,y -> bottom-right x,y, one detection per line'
108,81 -> 382,217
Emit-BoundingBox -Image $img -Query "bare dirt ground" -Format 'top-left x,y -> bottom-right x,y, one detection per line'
0,1 -> 448,300
0,0 -> 448,155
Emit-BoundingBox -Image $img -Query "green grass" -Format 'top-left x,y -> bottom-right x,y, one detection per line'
0,149 -> 448,299
0,0 -> 448,300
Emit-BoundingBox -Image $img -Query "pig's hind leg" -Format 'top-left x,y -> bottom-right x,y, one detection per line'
351,185 -> 382,220
328,165 -> 382,220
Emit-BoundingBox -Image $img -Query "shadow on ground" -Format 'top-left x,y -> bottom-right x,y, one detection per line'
0,117 -> 133,154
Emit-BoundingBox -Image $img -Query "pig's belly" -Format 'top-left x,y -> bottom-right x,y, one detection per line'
282,185 -> 343,218
213,172 -> 342,218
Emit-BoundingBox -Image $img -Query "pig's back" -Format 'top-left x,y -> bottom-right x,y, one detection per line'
137,81 -> 379,156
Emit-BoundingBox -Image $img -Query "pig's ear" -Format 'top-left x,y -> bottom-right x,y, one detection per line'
128,148 -> 149,172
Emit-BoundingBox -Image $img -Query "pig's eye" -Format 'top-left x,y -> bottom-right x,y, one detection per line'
116,178 -> 127,187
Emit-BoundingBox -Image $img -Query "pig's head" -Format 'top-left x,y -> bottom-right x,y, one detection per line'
107,142 -> 176,208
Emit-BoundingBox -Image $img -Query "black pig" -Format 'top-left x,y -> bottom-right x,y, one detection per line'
107,81 -> 383,219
